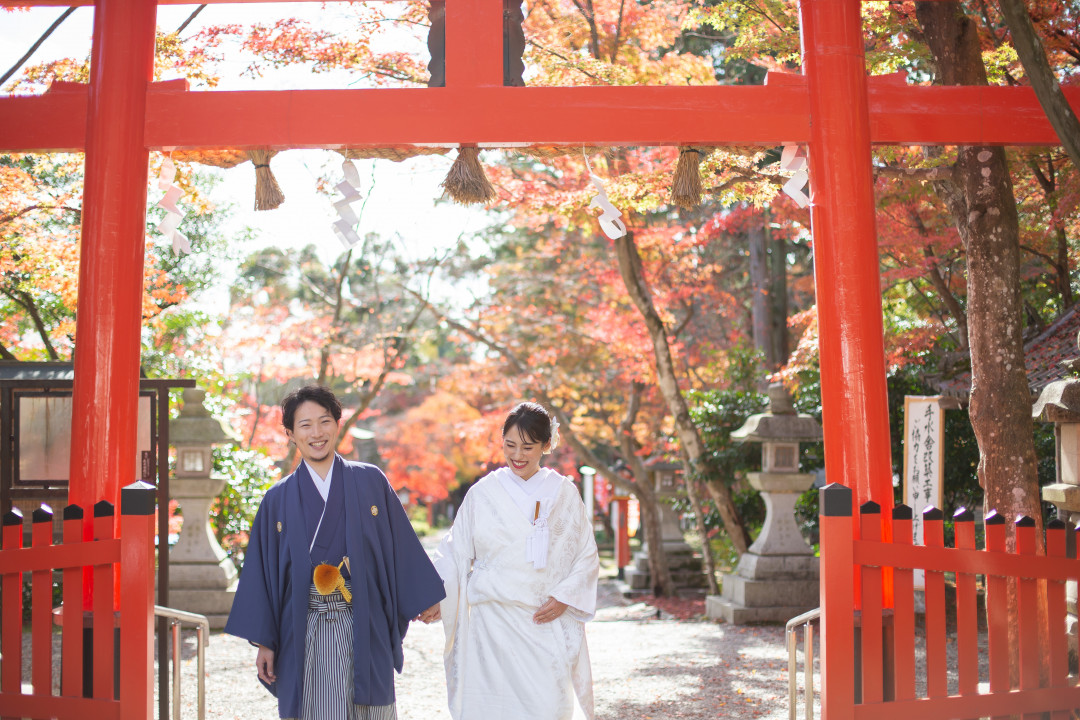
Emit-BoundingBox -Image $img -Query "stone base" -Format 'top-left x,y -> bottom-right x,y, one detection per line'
161,581 -> 237,629
624,547 -> 707,594
706,595 -> 814,624
736,553 -> 818,580
711,551 -> 819,625
624,567 -> 651,591
721,573 -> 818,608
168,558 -> 238,589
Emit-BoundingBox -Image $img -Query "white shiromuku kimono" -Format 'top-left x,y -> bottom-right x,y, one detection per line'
434,467 -> 599,720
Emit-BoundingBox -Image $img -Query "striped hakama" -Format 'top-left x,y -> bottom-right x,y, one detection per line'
285,584 -> 397,720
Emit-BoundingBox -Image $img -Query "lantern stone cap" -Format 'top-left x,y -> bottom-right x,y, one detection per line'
643,456 -> 682,472
731,383 -> 823,444
1032,378 -> 1080,423
170,387 -> 239,445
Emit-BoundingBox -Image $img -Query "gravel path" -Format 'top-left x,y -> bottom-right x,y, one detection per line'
17,529 -> 802,719
164,531 -> 800,719
167,586 -> 799,720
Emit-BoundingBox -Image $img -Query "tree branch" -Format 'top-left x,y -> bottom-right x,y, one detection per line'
997,0 -> 1080,171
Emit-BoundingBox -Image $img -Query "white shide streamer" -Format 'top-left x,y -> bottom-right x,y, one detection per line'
155,154 -> 190,256
584,154 -> 627,240
780,144 -> 810,208
332,159 -> 365,249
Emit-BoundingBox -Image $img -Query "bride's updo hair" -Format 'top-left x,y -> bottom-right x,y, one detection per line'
503,402 -> 560,453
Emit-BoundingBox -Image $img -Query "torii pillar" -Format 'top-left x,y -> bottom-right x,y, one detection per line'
68,0 -> 158,548
801,0 -> 894,713
801,0 -> 895,521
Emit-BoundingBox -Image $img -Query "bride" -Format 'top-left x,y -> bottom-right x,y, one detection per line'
432,402 -> 599,720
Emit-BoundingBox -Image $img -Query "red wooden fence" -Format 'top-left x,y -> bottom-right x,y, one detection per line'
0,481 -> 155,720
820,482 -> 1080,719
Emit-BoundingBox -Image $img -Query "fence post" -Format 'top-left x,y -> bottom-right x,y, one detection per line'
31,505 -> 54,696
890,504 -> 914,702
953,507 -> 978,695
1015,515 -> 1040,704
1045,518 -> 1069,720
819,483 -> 854,719
93,500 -> 116,700
61,505 -> 85,698
922,506 -> 946,698
984,510 -> 1011,698
859,501 -> 883,705
1,508 -> 23,720
120,481 -> 155,720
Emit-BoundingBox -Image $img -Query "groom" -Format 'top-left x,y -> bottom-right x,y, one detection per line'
225,385 -> 444,719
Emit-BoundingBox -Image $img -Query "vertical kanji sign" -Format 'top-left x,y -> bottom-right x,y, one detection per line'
903,395 -> 944,589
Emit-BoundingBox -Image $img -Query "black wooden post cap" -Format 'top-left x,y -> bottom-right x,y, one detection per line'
121,480 -> 156,516
892,504 -> 913,520
94,500 -> 115,518
820,483 -> 853,517
953,507 -> 974,522
62,504 -> 84,521
32,504 -> 54,523
922,506 -> 943,521
860,500 -> 881,515
1015,515 -> 1036,528
2,507 -> 23,526
985,510 -> 1005,525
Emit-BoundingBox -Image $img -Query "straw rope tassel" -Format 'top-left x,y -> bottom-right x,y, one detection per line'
670,147 -> 705,209
247,148 -> 285,211
441,146 -> 497,205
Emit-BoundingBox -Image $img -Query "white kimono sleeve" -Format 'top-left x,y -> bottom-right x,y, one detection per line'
549,492 -> 600,622
432,492 -> 474,656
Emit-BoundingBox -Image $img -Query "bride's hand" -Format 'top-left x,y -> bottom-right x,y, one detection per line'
533,597 -> 568,624
416,603 -> 442,623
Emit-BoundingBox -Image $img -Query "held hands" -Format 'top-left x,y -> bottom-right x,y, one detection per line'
533,597 -> 568,624
255,645 -> 277,685
416,603 -> 442,624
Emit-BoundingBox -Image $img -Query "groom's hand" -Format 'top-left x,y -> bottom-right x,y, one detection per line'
256,645 -> 277,684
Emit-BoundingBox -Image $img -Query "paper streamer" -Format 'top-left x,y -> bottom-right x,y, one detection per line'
780,144 -> 810,208
155,155 -> 190,255
331,159 -> 365,249
584,155 -> 627,240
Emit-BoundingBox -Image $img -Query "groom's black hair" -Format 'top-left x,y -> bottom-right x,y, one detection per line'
281,385 -> 343,431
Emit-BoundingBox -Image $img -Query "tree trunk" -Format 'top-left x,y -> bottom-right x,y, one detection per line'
617,383 -> 679,595
915,5 -> 1042,542
629,475 -> 676,595
766,209 -> 789,368
749,223 -> 772,368
681,460 -> 719,594
917,2 -> 1047,686
613,232 -> 751,555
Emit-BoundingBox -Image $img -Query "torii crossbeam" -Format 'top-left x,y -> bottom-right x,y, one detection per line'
1,0 -> 1075,591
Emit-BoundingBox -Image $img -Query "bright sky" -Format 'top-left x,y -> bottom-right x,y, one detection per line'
1,5 -> 494,284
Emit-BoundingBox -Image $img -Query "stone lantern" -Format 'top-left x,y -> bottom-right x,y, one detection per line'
622,458 -> 705,594
168,387 -> 240,628
1033,378 -> 1080,662
707,382 -> 823,624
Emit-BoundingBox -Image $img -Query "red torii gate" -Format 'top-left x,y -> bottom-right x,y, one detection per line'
1,0 -> 1077,716
7,0 -> 1073,527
